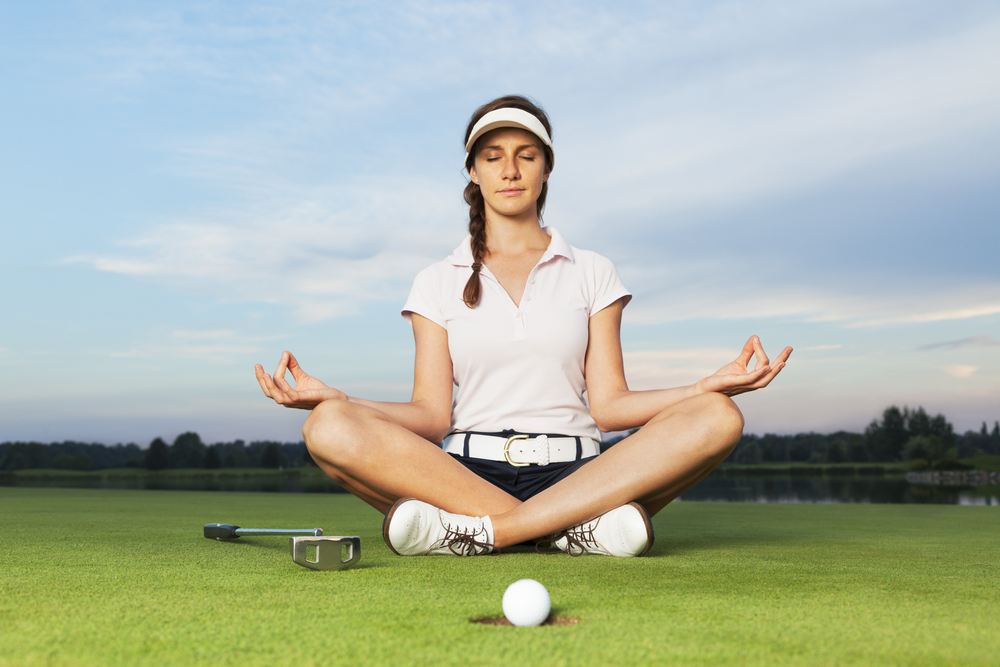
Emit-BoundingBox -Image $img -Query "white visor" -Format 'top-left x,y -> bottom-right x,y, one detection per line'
464,107 -> 554,168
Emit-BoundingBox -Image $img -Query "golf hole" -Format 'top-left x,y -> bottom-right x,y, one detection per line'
471,616 -> 579,627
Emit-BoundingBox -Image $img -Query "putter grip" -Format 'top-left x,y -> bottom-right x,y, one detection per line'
204,523 -> 240,540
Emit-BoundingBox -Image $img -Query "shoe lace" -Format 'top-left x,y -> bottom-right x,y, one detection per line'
435,520 -> 492,556
535,520 -> 599,557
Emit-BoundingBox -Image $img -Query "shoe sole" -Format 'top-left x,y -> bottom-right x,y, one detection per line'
382,496 -> 416,557
626,501 -> 654,557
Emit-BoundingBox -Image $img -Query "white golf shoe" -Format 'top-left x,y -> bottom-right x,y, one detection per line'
383,498 -> 495,556
547,502 -> 653,557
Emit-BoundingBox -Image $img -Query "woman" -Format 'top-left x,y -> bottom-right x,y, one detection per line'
255,95 -> 791,558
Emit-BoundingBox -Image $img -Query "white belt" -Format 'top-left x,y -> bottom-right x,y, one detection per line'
442,432 -> 600,467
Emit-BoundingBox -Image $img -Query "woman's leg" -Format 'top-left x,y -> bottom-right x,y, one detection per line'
302,399 -> 522,515
309,392 -> 742,552
488,391 -> 744,549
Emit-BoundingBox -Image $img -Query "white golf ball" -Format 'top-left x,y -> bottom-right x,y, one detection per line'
502,579 -> 551,627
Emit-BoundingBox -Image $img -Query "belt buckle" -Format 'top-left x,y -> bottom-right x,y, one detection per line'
503,434 -> 530,467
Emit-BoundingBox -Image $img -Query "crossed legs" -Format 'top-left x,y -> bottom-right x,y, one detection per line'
302,391 -> 743,550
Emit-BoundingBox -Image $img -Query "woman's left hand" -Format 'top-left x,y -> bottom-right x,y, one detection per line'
694,336 -> 792,397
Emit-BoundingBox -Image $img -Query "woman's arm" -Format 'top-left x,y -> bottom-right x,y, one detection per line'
255,313 -> 454,442
584,300 -> 792,432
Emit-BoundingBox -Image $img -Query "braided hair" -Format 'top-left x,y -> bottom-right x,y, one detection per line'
461,95 -> 554,308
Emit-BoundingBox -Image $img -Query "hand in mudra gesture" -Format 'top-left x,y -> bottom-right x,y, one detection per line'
695,336 -> 792,397
255,351 -> 347,409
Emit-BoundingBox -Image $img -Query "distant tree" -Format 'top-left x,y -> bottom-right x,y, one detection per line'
260,442 -> 282,469
865,406 -> 954,462
300,446 -> 317,466
824,439 -> 847,464
223,440 -> 248,468
0,443 -> 49,470
904,435 -> 945,464
146,438 -> 170,471
53,454 -> 92,471
53,454 -> 76,470
866,406 -> 908,461
847,435 -> 870,463
203,446 -> 222,469
170,432 -> 205,468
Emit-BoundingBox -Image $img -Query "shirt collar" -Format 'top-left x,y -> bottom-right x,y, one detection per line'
447,226 -> 575,267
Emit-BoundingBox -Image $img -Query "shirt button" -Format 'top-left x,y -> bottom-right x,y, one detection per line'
514,311 -> 521,318
529,278 -> 535,284
524,294 -> 531,301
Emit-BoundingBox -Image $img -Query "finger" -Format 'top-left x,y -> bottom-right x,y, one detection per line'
776,346 -> 793,363
287,352 -> 307,381
750,361 -> 786,389
273,352 -> 293,392
744,364 -> 771,382
261,371 -> 291,404
254,365 -> 274,398
735,337 -> 755,367
752,336 -> 770,370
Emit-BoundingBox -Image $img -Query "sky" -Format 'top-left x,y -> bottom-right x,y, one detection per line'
1,0 -> 998,446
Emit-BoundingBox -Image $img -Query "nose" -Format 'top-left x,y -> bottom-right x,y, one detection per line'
501,155 -> 520,180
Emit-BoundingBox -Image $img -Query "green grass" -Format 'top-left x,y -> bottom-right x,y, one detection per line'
960,455 -> 1000,472
1,488 -> 998,666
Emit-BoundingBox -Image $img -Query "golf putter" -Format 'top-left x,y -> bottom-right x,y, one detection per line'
289,536 -> 361,571
204,523 -> 323,541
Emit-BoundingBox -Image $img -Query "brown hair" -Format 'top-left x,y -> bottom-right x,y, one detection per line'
461,95 -> 554,308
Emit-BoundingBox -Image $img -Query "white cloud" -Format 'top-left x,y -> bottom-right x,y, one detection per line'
554,14 -> 1000,224
79,179 -> 466,322
943,365 -> 979,379
68,2 -> 1000,327
919,335 -> 1000,351
93,329 -> 284,365
621,272 -> 1000,326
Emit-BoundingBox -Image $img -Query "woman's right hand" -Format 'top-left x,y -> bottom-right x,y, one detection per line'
254,351 -> 347,409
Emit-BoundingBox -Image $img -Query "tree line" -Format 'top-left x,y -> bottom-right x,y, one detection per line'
2,406 -> 998,472
724,406 -> 1000,469
600,405 -> 1000,469
0,433 -> 313,472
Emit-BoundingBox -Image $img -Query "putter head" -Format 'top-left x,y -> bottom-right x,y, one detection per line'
204,523 -> 240,540
289,536 -> 361,571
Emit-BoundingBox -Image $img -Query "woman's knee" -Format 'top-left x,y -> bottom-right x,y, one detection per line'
302,399 -> 369,466
690,392 -> 745,451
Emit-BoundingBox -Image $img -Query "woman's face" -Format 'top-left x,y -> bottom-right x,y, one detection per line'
469,127 -> 549,222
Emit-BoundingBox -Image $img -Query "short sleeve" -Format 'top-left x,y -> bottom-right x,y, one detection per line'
401,265 -> 447,328
590,253 -> 632,316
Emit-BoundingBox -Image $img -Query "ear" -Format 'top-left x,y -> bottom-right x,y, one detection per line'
469,165 -> 479,185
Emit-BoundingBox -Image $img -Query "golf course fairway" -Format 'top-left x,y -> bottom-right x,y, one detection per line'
1,487 -> 997,666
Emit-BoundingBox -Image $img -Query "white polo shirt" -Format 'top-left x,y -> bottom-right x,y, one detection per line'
402,227 -> 630,442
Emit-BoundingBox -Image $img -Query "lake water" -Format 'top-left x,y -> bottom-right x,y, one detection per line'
5,472 -> 1000,504
678,474 -> 1000,505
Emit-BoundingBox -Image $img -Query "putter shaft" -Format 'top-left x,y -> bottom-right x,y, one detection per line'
236,528 -> 324,537
204,523 -> 323,540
